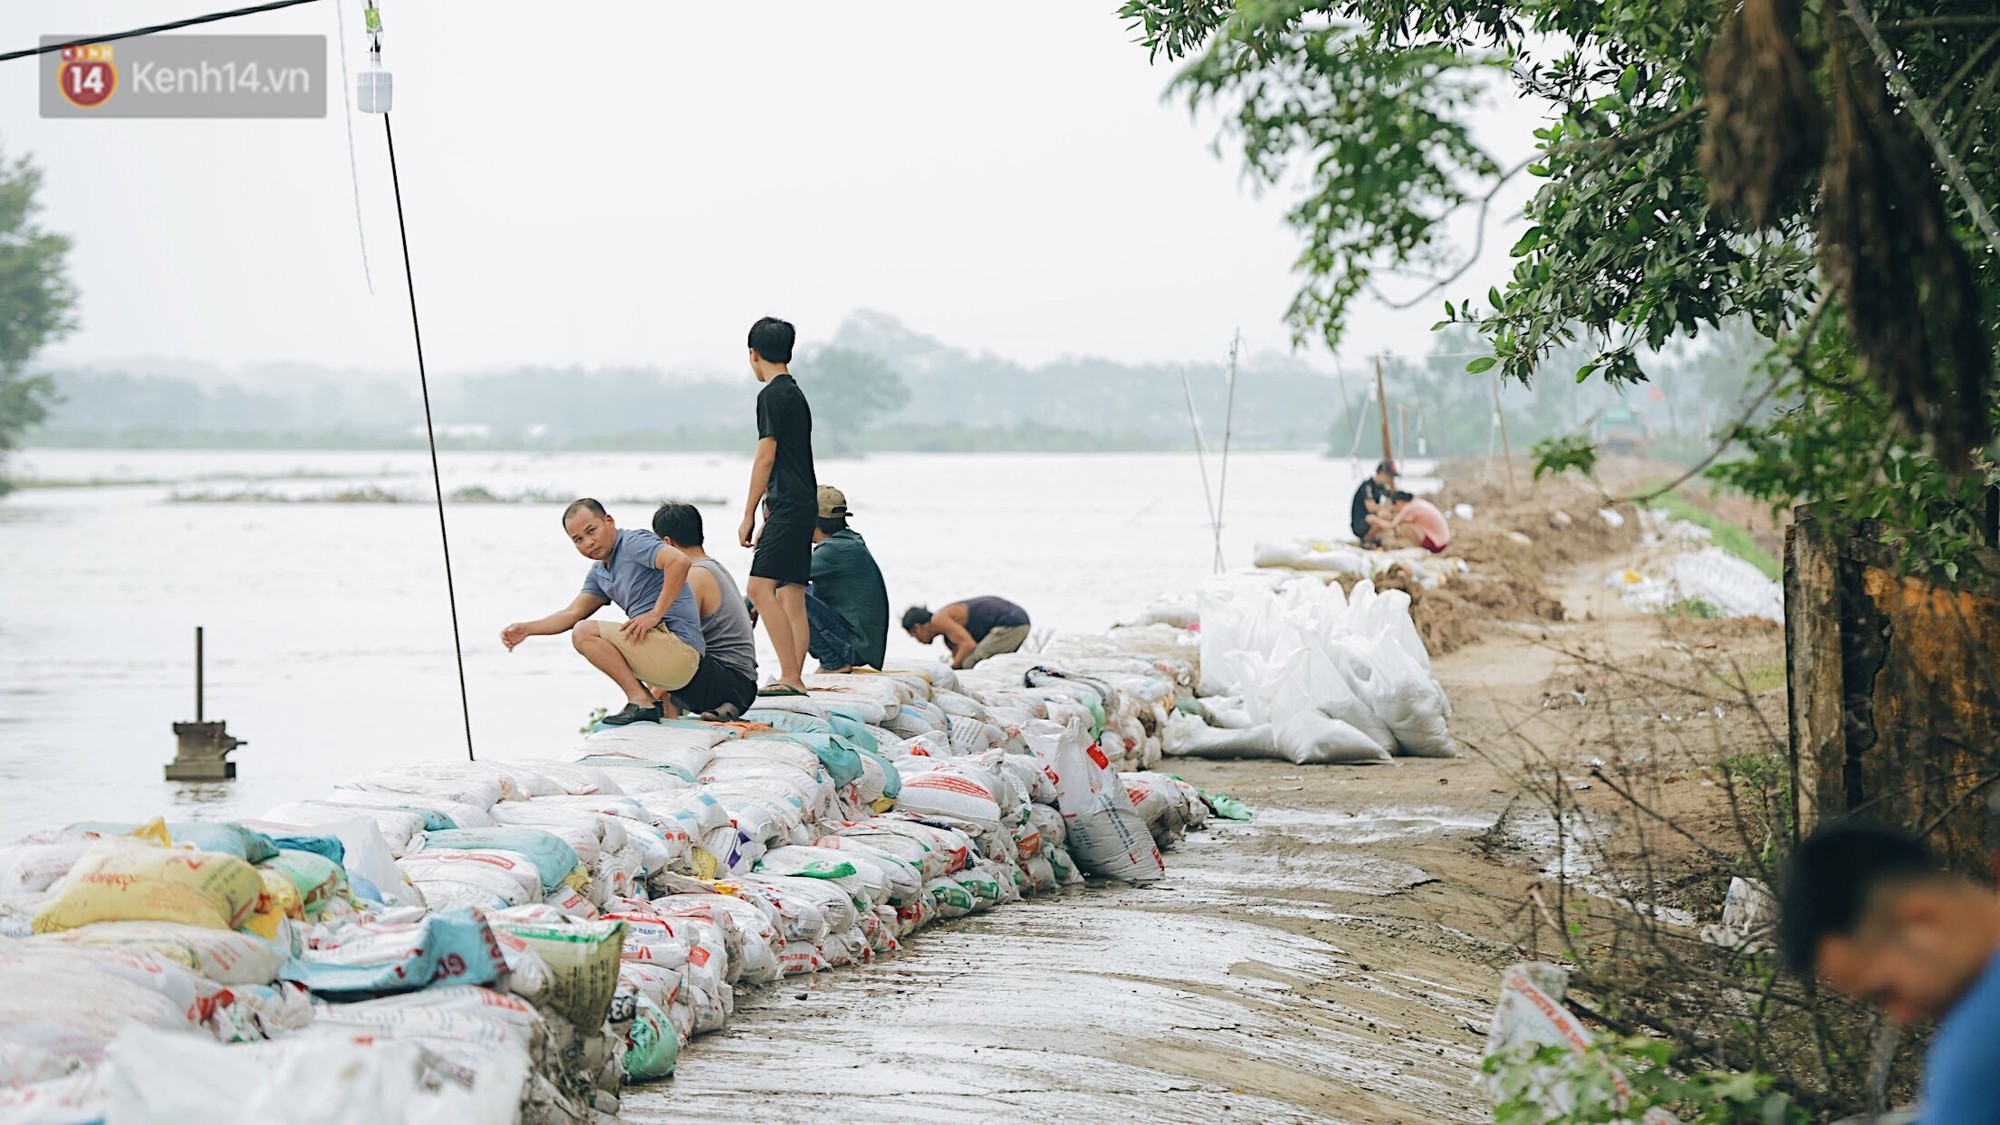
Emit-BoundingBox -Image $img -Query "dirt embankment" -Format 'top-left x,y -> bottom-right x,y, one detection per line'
1164,461 -> 1790,1118
641,461 -> 1788,1124
1375,462 -> 1642,656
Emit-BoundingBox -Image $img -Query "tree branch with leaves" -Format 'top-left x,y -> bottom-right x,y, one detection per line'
0,147 -> 77,494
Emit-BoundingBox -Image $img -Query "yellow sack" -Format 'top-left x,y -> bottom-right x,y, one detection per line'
127,818 -> 173,847
32,838 -> 262,933
690,847 -> 720,881
242,867 -> 305,939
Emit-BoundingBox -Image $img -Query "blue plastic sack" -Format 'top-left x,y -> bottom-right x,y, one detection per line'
69,821 -> 280,865
269,833 -> 346,866
280,908 -> 505,997
759,732 -> 863,788
856,745 -> 902,799
823,710 -> 878,752
418,828 -> 579,893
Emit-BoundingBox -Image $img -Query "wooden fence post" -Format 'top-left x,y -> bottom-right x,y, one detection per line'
1785,508 -> 1846,837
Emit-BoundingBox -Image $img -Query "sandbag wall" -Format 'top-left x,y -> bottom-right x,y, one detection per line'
1160,574 -> 1460,765
0,659 -> 1219,1124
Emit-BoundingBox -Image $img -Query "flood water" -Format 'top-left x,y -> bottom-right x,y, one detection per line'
0,448 -> 1427,830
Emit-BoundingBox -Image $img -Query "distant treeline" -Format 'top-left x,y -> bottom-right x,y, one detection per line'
27,311 -> 1766,458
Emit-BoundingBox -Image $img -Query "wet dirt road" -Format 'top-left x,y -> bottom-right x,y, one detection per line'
624,579 -> 1760,1124
622,797 -> 1506,1124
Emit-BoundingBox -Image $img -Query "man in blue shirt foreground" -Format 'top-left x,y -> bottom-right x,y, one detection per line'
1778,822 -> 2000,1122
500,498 -> 706,726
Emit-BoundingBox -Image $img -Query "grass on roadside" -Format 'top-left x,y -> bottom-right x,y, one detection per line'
1647,485 -> 1782,580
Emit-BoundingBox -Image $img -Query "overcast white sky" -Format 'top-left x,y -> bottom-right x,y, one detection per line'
4,1 -> 1544,377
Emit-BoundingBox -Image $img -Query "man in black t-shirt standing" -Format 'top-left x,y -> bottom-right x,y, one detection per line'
737,316 -> 817,697
1350,459 -> 1412,548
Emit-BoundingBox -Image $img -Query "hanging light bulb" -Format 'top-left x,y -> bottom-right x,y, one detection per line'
356,0 -> 392,113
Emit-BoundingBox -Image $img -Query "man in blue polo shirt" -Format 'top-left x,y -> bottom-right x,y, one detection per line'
500,498 -> 707,725
1778,822 -> 2000,1122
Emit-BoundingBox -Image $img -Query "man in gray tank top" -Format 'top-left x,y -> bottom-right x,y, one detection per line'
653,502 -> 759,719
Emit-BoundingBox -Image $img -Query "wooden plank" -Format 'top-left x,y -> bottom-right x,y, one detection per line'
1785,507 -> 1846,835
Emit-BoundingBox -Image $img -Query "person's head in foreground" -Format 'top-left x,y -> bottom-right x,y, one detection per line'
563,498 -> 616,561
902,605 -> 936,643
651,501 -> 702,550
1374,459 -> 1398,486
1778,820 -> 2000,1026
747,316 -> 795,382
814,485 -> 849,543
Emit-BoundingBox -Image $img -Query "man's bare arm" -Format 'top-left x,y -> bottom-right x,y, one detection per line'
938,616 -> 978,669
502,592 -> 606,649
739,437 -> 778,547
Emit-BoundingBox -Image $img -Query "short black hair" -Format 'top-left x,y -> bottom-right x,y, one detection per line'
562,497 -> 608,526
652,501 -> 703,547
1776,821 -> 1941,976
902,605 -> 933,632
748,317 -> 796,364
816,515 -> 847,536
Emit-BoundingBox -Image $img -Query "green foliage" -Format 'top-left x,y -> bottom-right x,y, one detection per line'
1124,0 -> 2000,572
1647,486 -> 1782,579
1486,1037 -> 1804,1125
1532,433 -> 1598,481
1712,361 -> 2000,580
804,346 -> 911,455
0,148 -> 77,491
1664,596 -> 1722,620
1126,0 -> 1503,350
579,706 -> 607,735
1723,752 -> 1795,867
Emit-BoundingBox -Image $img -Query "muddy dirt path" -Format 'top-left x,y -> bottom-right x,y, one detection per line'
625,562 -> 1781,1123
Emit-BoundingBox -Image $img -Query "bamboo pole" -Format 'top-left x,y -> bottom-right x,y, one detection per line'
1213,331 -> 1242,572
1374,357 -> 1393,465
1492,374 -> 1517,496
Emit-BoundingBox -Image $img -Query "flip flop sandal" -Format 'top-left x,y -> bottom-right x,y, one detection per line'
756,683 -> 808,698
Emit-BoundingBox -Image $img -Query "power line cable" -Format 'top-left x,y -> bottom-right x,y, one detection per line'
331,0 -> 374,293
382,111 -> 477,762
0,0 -> 323,64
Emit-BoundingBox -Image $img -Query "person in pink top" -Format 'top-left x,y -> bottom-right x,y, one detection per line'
1380,496 -> 1451,553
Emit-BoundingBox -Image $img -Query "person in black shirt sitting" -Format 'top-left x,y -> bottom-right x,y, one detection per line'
1350,459 -> 1413,549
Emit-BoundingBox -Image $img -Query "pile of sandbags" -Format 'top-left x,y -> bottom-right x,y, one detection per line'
1164,575 -> 1456,764
0,649 -> 1227,1123
0,819 -> 325,1121
1251,538 -> 1456,588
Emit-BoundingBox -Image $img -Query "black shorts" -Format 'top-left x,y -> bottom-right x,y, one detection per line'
671,652 -> 758,716
750,518 -> 813,587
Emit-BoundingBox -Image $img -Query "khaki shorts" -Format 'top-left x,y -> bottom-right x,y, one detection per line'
963,623 -> 1031,670
599,621 -> 701,692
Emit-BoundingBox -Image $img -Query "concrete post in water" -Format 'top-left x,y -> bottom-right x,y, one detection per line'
166,626 -> 245,782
